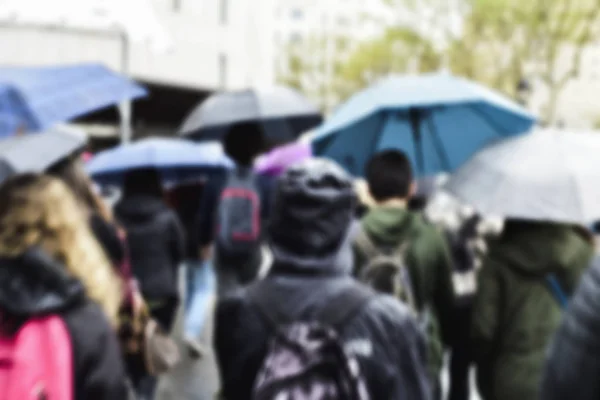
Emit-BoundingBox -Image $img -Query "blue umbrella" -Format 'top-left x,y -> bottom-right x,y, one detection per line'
87,138 -> 233,185
0,63 -> 147,137
312,73 -> 536,177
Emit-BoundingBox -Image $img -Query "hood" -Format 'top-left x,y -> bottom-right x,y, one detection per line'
362,206 -> 421,245
0,248 -> 85,317
269,158 -> 357,274
488,223 -> 593,275
115,195 -> 168,223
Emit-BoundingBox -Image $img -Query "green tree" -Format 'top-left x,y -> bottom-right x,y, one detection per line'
276,35 -> 351,112
337,28 -> 442,100
453,0 -> 600,122
380,0 -> 600,122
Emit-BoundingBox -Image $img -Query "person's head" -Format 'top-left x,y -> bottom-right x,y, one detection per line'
0,174 -> 122,324
224,122 -> 266,167
365,150 -> 415,203
48,156 -> 113,222
122,168 -> 164,199
269,158 -> 357,270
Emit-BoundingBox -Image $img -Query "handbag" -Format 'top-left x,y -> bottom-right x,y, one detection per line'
143,318 -> 181,375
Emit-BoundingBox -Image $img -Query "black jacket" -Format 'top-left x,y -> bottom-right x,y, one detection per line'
0,249 -> 128,400
115,195 -> 185,299
214,159 -> 431,400
541,255 -> 600,400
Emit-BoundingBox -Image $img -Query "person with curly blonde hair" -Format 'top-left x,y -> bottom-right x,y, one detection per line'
0,173 -> 128,400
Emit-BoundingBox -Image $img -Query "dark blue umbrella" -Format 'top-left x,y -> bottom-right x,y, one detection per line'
0,63 -> 147,137
312,73 -> 536,177
87,138 -> 233,185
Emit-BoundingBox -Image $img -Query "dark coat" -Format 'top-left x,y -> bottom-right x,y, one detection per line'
353,206 -> 455,377
541,255 -> 600,400
115,195 -> 185,300
472,223 -> 593,400
0,248 -> 128,400
214,159 -> 431,400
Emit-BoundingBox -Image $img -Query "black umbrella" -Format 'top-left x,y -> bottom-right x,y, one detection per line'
0,126 -> 87,183
179,86 -> 323,145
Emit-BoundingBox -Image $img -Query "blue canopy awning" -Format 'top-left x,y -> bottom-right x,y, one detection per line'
0,63 -> 147,137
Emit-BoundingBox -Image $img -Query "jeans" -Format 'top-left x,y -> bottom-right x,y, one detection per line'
184,260 -> 215,339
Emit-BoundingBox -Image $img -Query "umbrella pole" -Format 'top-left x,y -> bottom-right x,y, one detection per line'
426,114 -> 452,171
119,33 -> 133,144
409,108 -> 424,174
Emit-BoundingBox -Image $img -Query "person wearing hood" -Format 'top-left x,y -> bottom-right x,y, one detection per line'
352,150 -> 455,394
471,219 -> 594,400
0,173 -> 127,400
114,168 -> 185,398
214,158 -> 431,400
115,167 -> 185,332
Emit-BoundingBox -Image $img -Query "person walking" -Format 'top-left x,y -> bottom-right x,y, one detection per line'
0,174 -> 127,400
471,220 -> 593,400
196,122 -> 274,297
352,150 -> 455,397
214,159 -> 431,400
114,168 -> 185,399
48,155 -> 125,266
541,255 -> 600,400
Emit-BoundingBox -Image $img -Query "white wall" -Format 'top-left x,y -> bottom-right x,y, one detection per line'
0,0 -> 276,90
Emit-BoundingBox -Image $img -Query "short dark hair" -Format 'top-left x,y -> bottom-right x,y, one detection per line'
123,168 -> 163,199
365,150 -> 413,202
224,122 -> 266,167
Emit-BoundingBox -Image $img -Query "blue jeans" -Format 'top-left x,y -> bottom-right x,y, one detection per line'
184,260 -> 215,339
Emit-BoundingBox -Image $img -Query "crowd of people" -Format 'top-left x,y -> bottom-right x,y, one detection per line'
0,121 -> 599,400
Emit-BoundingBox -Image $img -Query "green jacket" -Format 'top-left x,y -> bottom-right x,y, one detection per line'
353,206 -> 455,376
472,223 -> 593,400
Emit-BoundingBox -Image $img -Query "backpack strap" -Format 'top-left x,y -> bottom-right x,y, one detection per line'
318,285 -> 374,329
354,227 -> 380,260
248,283 -> 374,332
546,273 -> 568,309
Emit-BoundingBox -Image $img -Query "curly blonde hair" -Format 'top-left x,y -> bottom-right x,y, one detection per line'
0,174 -> 122,325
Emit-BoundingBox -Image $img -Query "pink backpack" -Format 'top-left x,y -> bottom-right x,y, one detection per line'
0,315 -> 73,400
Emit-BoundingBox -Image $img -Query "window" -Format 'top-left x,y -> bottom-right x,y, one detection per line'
291,8 -> 304,20
289,32 -> 303,44
219,53 -> 228,89
220,0 -> 228,24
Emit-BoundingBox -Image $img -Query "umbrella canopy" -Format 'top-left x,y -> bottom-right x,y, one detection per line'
444,130 -> 600,225
87,138 -> 233,185
0,125 -> 87,183
179,86 -> 323,144
255,141 -> 312,177
0,64 -> 147,137
312,73 -> 536,177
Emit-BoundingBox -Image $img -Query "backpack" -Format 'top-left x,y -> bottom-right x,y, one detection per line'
354,228 -> 417,313
248,285 -> 373,400
216,171 -> 262,260
0,315 -> 73,400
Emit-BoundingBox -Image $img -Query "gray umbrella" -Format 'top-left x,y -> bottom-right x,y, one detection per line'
444,130 -> 600,225
179,86 -> 322,144
0,125 -> 87,183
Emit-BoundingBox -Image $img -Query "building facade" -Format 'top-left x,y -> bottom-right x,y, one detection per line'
0,0 -> 276,91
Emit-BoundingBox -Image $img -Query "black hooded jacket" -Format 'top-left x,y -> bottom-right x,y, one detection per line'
115,195 -> 185,299
0,248 -> 128,400
214,159 -> 431,400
